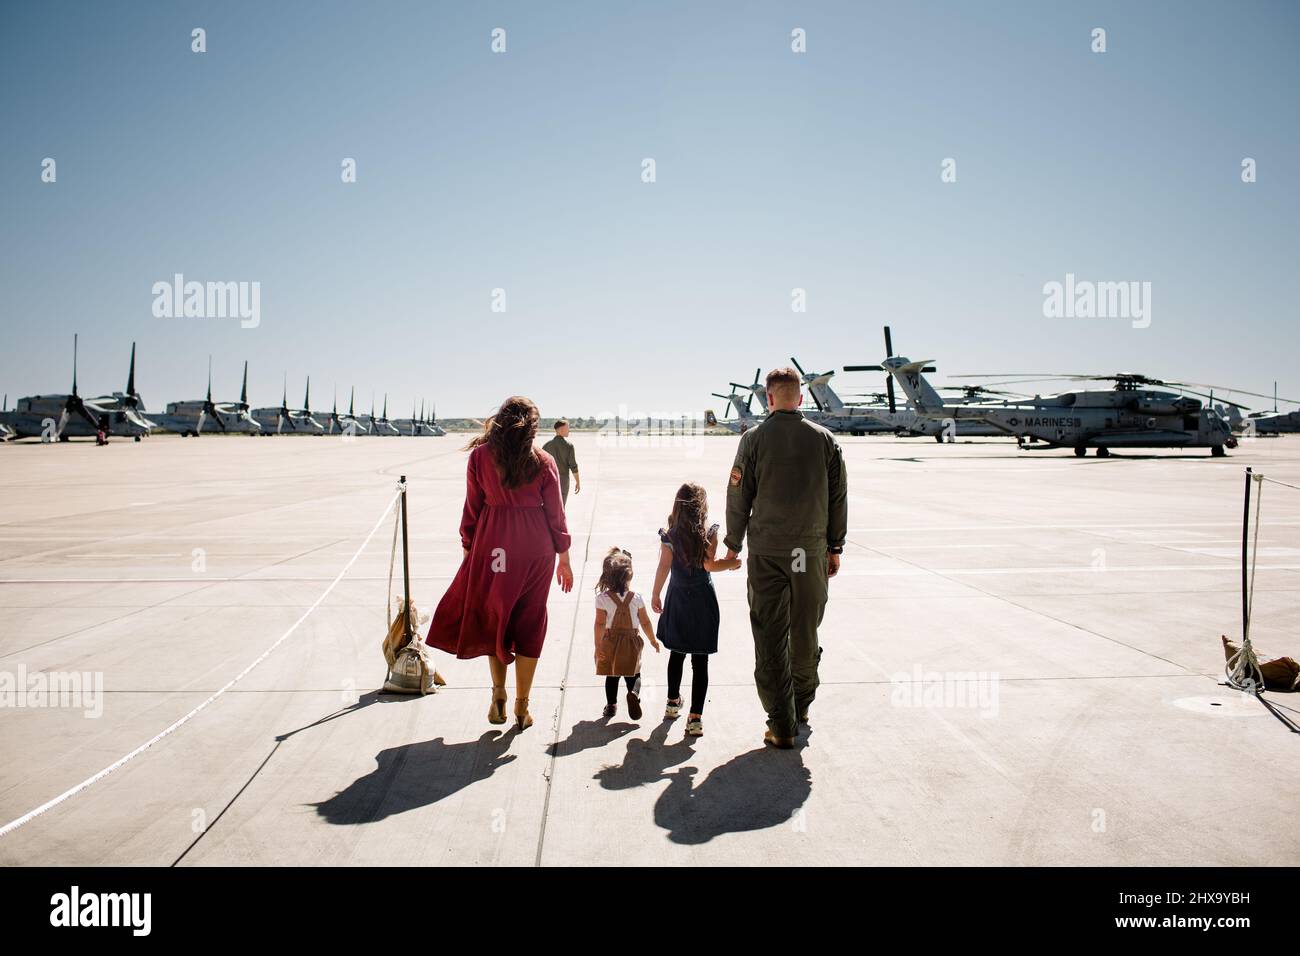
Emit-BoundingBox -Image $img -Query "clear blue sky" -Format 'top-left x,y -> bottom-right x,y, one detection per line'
2,0 -> 1297,417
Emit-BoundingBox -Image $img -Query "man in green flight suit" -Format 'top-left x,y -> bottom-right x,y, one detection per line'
542,419 -> 580,505
724,368 -> 848,749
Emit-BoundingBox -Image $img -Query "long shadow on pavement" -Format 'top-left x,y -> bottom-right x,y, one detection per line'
594,719 -> 697,791
312,728 -> 519,825
593,720 -> 813,844
548,717 -> 639,758
654,744 -> 812,845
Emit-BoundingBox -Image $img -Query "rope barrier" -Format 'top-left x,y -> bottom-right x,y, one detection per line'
1258,475 -> 1300,493
0,486 -> 403,839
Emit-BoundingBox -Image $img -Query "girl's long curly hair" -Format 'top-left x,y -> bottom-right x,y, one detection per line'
464,396 -> 543,489
595,547 -> 633,595
666,482 -> 710,568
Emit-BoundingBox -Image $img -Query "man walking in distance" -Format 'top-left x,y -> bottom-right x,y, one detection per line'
724,368 -> 847,749
542,419 -> 581,505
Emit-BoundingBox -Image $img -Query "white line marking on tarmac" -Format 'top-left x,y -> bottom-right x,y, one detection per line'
0,490 -> 403,839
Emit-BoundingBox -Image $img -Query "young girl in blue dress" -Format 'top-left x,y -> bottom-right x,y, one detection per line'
650,482 -> 740,736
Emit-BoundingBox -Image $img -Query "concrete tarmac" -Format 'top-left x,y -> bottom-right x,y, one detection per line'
1,432 -> 1297,865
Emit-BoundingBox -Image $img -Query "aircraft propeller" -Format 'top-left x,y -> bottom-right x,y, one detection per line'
57,334 -> 104,438
197,356 -> 228,434
844,326 -> 935,414
790,357 -> 825,412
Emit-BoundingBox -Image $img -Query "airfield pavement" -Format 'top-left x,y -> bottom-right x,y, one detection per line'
0,431 -> 1297,867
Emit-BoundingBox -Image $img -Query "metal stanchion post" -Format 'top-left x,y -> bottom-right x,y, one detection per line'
400,475 -> 412,644
1241,466 -> 1252,642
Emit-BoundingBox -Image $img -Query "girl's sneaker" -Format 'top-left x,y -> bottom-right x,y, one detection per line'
685,717 -> 703,737
626,692 -> 643,720
602,703 -> 616,718
664,697 -> 683,719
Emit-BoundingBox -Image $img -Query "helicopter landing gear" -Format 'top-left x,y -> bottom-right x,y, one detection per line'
1074,445 -> 1087,457
1212,445 -> 1227,457
1096,446 -> 1110,458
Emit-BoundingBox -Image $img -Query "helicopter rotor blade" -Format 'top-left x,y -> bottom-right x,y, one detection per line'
1161,380 -> 1300,405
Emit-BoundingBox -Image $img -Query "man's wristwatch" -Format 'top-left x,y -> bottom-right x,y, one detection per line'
827,546 -> 844,555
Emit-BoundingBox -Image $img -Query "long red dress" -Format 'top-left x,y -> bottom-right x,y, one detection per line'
426,445 -> 572,664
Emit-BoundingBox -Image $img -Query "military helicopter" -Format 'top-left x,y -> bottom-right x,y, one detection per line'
856,329 -> 1240,456
252,375 -> 325,435
154,358 -> 261,436
1218,383 -> 1300,436
788,357 -> 899,436
843,328 -> 1008,441
727,364 -> 881,434
0,336 -> 154,441
1247,408 -> 1300,435
708,382 -> 763,434
323,385 -> 368,436
730,368 -> 768,414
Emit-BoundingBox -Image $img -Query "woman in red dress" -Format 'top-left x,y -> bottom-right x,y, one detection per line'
427,396 -> 574,729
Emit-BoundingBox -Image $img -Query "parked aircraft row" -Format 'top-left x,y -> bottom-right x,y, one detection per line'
0,337 -> 446,442
708,326 -> 1299,456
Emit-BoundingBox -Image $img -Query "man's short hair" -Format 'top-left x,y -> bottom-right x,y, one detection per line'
765,367 -> 801,399
553,419 -> 568,431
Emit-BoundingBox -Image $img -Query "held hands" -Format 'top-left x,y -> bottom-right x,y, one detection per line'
556,553 -> 574,592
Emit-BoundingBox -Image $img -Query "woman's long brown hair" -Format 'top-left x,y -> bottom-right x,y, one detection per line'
464,396 -> 543,489
666,482 -> 710,567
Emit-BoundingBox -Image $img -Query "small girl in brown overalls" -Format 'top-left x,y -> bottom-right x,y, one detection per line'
594,547 -> 660,719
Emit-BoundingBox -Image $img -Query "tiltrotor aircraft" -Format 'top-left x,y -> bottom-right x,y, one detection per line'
155,359 -> 261,436
360,394 -> 401,436
324,386 -> 368,436
0,336 -> 155,441
252,376 -> 325,435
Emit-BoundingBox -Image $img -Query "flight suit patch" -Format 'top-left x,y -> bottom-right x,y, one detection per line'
729,466 -> 742,486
